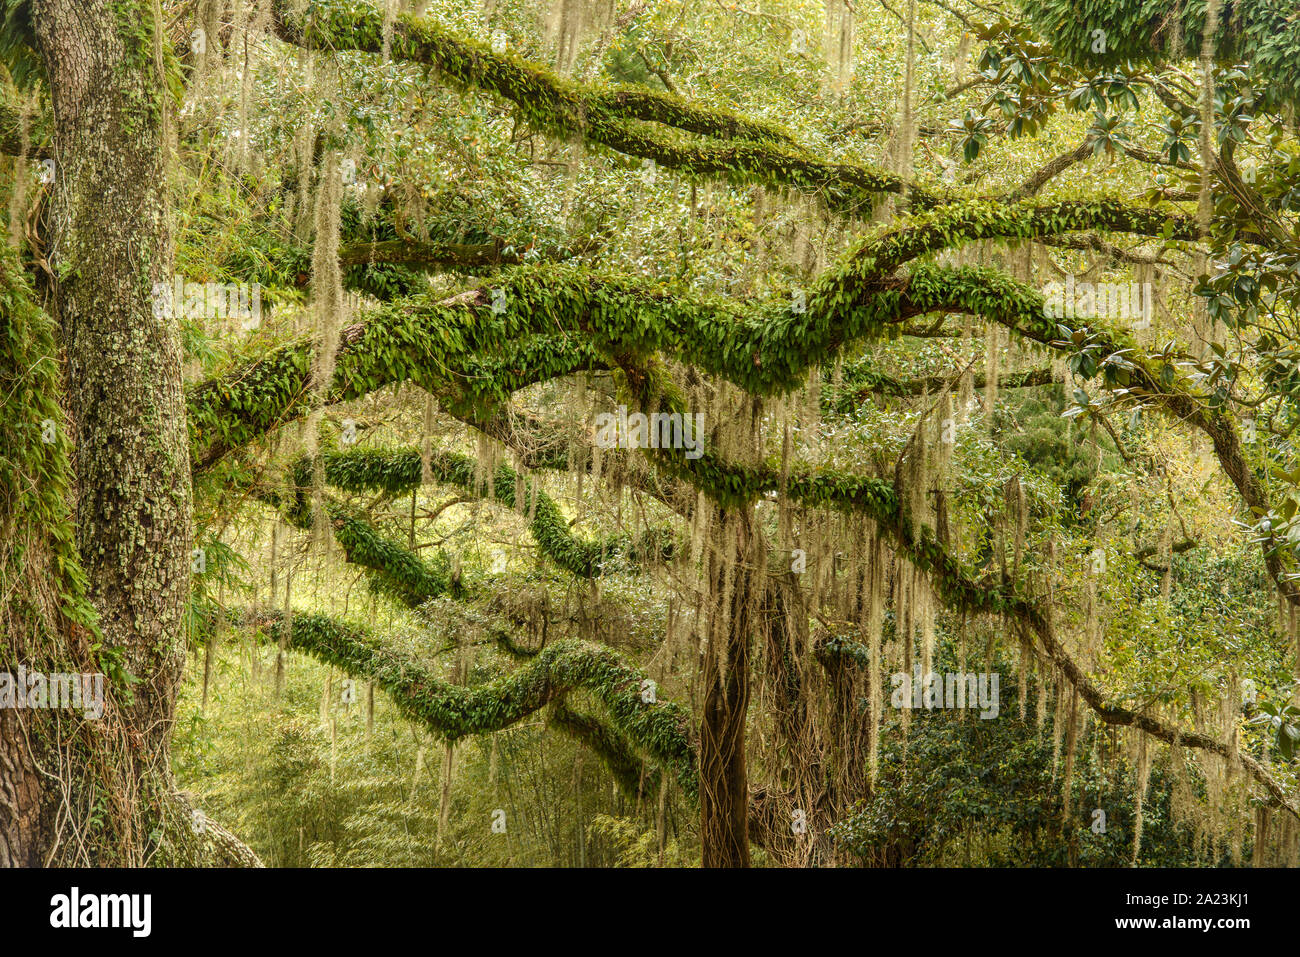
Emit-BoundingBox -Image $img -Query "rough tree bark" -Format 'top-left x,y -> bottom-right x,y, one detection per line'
0,0 -> 251,866
34,0 -> 190,754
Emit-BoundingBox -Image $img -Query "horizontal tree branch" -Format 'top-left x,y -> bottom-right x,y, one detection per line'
266,0 -> 925,215
833,365 -> 1053,404
304,446 -> 676,579
241,608 -> 700,797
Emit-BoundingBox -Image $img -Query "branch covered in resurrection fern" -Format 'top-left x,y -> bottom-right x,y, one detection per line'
246,608 -> 699,797
266,481 -> 459,607
304,446 -> 676,578
190,245 -> 1291,612
549,698 -> 661,801
842,199 -> 1197,286
266,0 -> 1245,230
267,0 -> 921,215
187,313 -> 604,473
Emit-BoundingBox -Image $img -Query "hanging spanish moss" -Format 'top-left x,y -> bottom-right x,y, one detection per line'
896,0 -> 918,198
1036,651 -> 1049,732
935,392 -> 954,478
895,557 -> 913,736
778,401 -> 794,553
1050,670 -> 1064,776
228,0 -> 255,174
1018,627 -> 1031,721
1159,520 -> 1174,602
546,0 -> 597,75
1169,738 -> 1199,840
304,149 -> 345,550
5,92 -> 30,251
958,320 -> 975,421
949,28 -> 970,83
983,324 -> 1000,431
276,564 -> 292,697
421,393 -> 436,485
189,0 -> 220,120
381,0 -> 398,60
1061,686 -> 1080,825
1006,476 -> 1026,579
866,530 -> 884,785
919,574 -> 934,678
1193,0 -> 1223,358
1131,727 -> 1151,863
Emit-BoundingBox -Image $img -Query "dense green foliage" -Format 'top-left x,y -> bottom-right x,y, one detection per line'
8,0 -> 1300,868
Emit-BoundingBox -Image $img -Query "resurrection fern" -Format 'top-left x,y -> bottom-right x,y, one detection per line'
1017,0 -> 1300,108
0,242 -> 96,638
268,0 -> 924,215
311,446 -> 676,577
255,609 -> 699,798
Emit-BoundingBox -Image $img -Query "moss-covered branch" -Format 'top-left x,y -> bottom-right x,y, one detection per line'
249,609 -> 699,797
332,507 -> 459,607
265,0 -> 780,146
829,361 -> 1053,406
268,477 -> 459,607
842,199 -> 1197,285
267,0 -> 920,215
309,446 -> 674,578
267,0 -> 794,146
187,309 -> 603,472
266,1 -> 1245,231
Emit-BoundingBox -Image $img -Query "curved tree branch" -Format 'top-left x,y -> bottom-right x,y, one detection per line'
243,608 -> 700,797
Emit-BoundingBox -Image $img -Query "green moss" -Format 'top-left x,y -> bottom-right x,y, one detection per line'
271,0 -> 917,215
1018,0 -> 1300,108
0,242 -> 97,636
313,446 -> 675,578
257,609 -> 699,798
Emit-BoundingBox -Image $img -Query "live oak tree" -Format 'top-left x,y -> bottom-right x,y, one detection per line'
3,0 -> 1300,867
0,0 -> 261,865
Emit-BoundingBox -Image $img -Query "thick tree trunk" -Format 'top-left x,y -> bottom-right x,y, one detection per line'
699,509 -> 760,867
0,0 -> 251,866
34,0 -> 189,746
